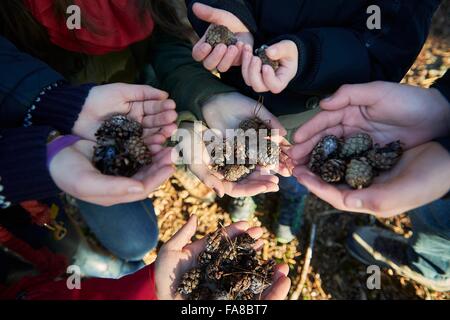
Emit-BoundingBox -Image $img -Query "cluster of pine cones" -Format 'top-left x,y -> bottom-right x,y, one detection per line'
93,115 -> 152,177
178,230 -> 275,300
309,133 -> 403,189
208,118 -> 280,182
206,25 -> 279,71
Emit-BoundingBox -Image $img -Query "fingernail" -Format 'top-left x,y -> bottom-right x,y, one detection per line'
128,186 -> 144,194
322,94 -> 334,102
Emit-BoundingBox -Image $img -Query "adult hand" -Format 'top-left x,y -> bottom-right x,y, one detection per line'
155,215 -> 291,300
191,3 -> 254,72
293,142 -> 450,217
49,139 -> 175,207
289,82 -> 450,164
73,83 -> 178,142
242,40 -> 298,94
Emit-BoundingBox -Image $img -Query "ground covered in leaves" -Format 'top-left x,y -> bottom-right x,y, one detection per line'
148,4 -> 449,300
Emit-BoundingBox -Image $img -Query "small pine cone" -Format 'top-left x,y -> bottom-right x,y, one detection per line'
95,115 -> 143,140
198,251 -> 214,267
340,133 -> 373,158
231,274 -> 253,294
205,229 -> 223,253
235,233 -> 256,251
239,118 -> 270,132
256,260 -> 276,279
258,140 -> 280,166
367,141 -> 403,171
345,159 -> 374,189
221,243 -> 238,262
125,136 -> 152,167
93,144 -> 138,177
178,268 -> 202,296
308,135 -> 341,173
249,275 -> 271,295
320,159 -> 346,183
206,24 -> 237,47
223,164 -> 252,182
255,45 -> 279,71
206,260 -> 223,280
238,252 -> 259,269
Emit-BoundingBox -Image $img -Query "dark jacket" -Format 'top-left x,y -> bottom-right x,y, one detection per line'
186,0 -> 441,115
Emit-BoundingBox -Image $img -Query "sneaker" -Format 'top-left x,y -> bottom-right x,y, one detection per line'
229,197 -> 256,222
275,195 -> 306,244
347,226 -> 450,292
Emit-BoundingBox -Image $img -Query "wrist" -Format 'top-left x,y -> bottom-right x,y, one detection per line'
46,135 -> 81,168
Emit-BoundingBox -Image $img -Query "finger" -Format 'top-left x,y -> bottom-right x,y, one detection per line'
118,84 -> 169,102
245,227 -> 264,240
241,46 -> 253,86
263,276 -> 291,300
266,41 -> 294,61
320,82 -> 387,111
164,215 -> 198,251
142,165 -> 176,194
143,110 -> 178,128
192,3 -> 227,24
203,44 -> 227,71
144,133 -> 167,146
217,45 -> 239,73
144,123 -> 177,139
232,41 -> 245,66
249,57 -> 269,93
193,40 -> 212,62
262,65 -> 285,94
255,108 -> 287,137
77,171 -> 146,198
274,264 -> 289,279
224,182 -> 268,197
144,99 -> 176,115
293,110 -> 345,144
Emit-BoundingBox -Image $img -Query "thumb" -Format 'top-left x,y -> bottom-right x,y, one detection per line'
320,82 -> 388,111
266,41 -> 296,60
192,2 -> 227,25
116,83 -> 169,102
164,215 -> 198,250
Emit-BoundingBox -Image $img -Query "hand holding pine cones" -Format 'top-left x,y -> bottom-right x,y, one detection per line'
308,133 -> 403,189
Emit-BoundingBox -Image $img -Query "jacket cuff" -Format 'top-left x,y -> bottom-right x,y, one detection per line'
0,126 -> 60,207
27,83 -> 96,134
268,32 -> 320,89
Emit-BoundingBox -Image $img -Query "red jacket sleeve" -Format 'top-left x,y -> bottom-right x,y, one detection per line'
20,264 -> 157,300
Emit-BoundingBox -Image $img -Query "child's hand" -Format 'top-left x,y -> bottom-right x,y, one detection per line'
192,2 -> 254,72
155,215 -> 291,300
242,41 -> 298,94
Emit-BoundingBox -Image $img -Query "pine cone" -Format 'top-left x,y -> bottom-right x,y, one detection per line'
258,140 -> 280,166
239,118 -> 270,132
235,233 -> 256,251
249,274 -> 271,295
367,141 -> 403,171
206,25 -> 237,47
205,229 -> 223,253
237,291 -> 255,300
345,159 -> 374,189
95,115 -> 142,140
340,133 -> 373,158
198,251 -> 214,267
221,242 -> 238,263
126,136 -> 152,167
178,268 -> 202,296
93,144 -> 138,177
211,290 -> 231,300
320,159 -> 346,183
255,45 -> 280,71
190,287 -> 213,300
231,274 -> 253,294
308,135 -> 341,174
223,164 -> 252,182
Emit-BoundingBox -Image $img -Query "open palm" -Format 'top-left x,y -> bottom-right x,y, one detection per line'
155,216 -> 291,300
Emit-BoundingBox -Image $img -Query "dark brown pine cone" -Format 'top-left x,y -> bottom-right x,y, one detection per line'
320,159 -> 346,183
237,291 -> 255,300
258,140 -> 280,166
190,287 -> 213,300
221,242 -> 238,263
231,274 -> 253,294
93,144 -> 139,177
235,233 -> 256,251
255,45 -> 280,71
206,260 -> 224,281
211,290 -> 232,300
340,133 -> 373,158
95,115 -> 142,140
239,118 -> 270,132
249,274 -> 271,295
178,268 -> 202,296
308,135 -> 342,174
198,251 -> 214,267
366,141 -> 403,171
206,24 -> 238,47
345,158 -> 374,189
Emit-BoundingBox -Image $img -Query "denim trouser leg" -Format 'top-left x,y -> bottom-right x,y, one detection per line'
407,199 -> 450,282
77,199 -> 159,262
279,176 -> 308,199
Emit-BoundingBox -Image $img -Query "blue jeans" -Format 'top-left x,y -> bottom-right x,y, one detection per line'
407,198 -> 450,282
77,199 -> 159,262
